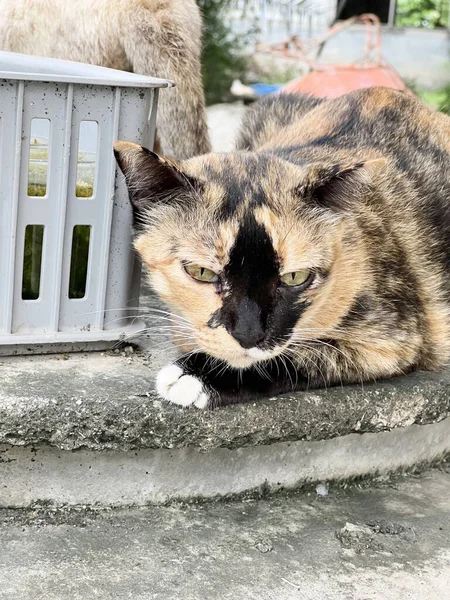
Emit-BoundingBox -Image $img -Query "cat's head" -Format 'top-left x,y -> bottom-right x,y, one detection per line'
115,142 -> 383,369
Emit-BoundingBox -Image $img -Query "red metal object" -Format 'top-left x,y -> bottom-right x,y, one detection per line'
258,14 -> 409,99
283,64 -> 407,98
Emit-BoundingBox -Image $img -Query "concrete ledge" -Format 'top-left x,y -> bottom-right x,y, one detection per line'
0,352 -> 449,452
1,417 -> 449,506
1,352 -> 449,506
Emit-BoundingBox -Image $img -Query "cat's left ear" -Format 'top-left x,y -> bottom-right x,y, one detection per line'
114,141 -> 199,229
299,158 -> 386,213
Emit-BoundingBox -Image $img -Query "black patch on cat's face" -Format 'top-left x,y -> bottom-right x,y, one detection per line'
212,213 -> 308,349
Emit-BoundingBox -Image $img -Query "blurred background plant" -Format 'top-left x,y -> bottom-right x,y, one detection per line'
420,83 -> 450,114
197,0 -> 251,104
396,0 -> 449,28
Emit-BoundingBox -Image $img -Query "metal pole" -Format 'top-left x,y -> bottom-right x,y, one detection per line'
387,0 -> 397,27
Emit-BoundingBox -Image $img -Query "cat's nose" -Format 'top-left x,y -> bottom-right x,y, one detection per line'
230,299 -> 266,349
232,327 -> 266,349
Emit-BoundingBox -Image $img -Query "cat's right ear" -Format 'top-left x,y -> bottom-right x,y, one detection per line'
114,141 -> 198,229
298,158 -> 386,214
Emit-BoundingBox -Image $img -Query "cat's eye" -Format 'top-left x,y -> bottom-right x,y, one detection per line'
280,269 -> 312,287
184,263 -> 219,283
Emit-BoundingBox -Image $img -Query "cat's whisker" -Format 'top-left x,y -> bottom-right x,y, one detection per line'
202,354 -> 215,375
137,307 -> 193,322
138,315 -> 195,326
102,314 -> 186,328
313,340 -> 365,390
273,357 -> 281,379
125,329 -> 196,340
303,339 -> 364,386
260,360 -> 273,382
289,327 -> 338,337
119,325 -> 197,343
288,336 -> 349,360
156,342 -> 198,351
278,352 -> 298,389
288,346 -> 325,389
254,361 -> 266,380
130,320 -> 196,330
205,358 -> 226,376
176,347 -> 204,369
307,344 -> 345,390
286,339 -> 365,391
279,219 -> 302,248
288,344 -> 329,390
215,360 -> 230,379
79,306 -> 192,321
79,309 -> 195,334
132,325 -> 196,333
141,336 -> 196,344
278,353 -> 295,391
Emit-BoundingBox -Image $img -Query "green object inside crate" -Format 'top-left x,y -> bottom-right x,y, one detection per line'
24,139 -> 95,300
28,141 -> 95,198
27,184 -> 94,197
22,225 -> 44,300
22,222 -> 91,301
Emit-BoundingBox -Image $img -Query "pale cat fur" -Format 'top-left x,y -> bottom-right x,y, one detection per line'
0,0 -> 210,158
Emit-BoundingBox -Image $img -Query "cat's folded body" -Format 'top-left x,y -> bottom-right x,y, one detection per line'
115,88 -> 450,408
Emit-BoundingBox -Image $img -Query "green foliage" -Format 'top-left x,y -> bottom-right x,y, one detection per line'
396,0 -> 449,28
197,0 -> 249,104
23,197 -> 92,301
27,184 -> 93,197
420,88 -> 446,109
436,84 -> 450,115
405,79 -> 450,116
27,184 -> 47,197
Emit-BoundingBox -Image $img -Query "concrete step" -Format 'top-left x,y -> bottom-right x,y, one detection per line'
1,466 -> 450,600
1,344 -> 449,506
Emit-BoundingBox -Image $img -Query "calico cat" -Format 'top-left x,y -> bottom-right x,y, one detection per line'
115,87 -> 450,409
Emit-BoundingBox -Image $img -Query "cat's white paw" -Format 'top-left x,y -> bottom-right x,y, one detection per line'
156,364 -> 209,409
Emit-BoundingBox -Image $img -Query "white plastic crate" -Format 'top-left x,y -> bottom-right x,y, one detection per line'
0,51 -> 172,355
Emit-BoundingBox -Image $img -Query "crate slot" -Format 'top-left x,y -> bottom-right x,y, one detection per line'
27,118 -> 50,197
68,225 -> 91,299
76,121 -> 98,198
22,224 -> 44,300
